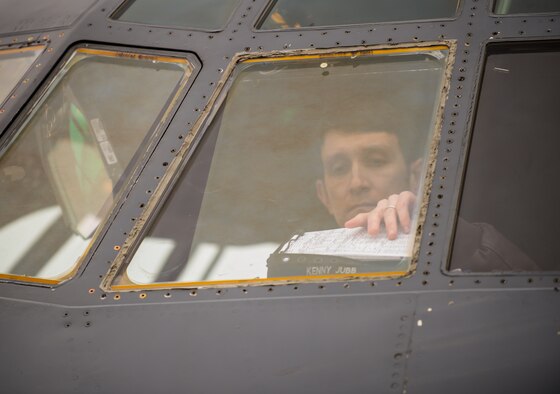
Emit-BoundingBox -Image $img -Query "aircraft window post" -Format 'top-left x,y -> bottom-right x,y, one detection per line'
448,41 -> 560,274
106,44 -> 453,291
0,46 -> 194,285
0,46 -> 45,107
257,0 -> 461,30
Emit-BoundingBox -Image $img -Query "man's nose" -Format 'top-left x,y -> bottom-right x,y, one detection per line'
348,163 -> 370,192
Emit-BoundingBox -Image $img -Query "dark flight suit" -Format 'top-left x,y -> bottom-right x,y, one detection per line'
450,218 -> 539,272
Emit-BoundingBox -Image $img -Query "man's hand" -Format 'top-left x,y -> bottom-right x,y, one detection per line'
344,191 -> 417,240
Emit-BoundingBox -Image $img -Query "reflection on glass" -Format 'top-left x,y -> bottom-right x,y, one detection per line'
449,42 -> 560,272
494,0 -> 560,14
0,0 -> 96,35
0,47 -> 192,282
113,0 -> 242,30
0,46 -> 44,106
258,0 -> 459,30
115,46 -> 449,288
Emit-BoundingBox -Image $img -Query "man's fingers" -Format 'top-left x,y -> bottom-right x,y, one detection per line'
383,194 -> 399,240
367,199 -> 387,237
346,191 -> 417,239
345,212 -> 368,228
396,199 -> 411,233
396,204 -> 411,233
396,192 -> 417,233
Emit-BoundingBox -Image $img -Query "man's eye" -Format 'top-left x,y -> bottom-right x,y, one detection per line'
365,156 -> 389,167
328,161 -> 349,176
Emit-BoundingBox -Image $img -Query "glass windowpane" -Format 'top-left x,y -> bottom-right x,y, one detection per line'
494,0 -> 560,15
258,0 -> 459,30
113,0 -> 242,31
0,46 -> 44,106
115,46 -> 450,288
0,47 -> 192,282
449,42 -> 560,272
0,0 -> 95,35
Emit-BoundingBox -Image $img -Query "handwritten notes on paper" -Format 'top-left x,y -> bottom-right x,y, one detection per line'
281,227 -> 413,260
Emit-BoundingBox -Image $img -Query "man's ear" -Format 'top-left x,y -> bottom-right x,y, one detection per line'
408,158 -> 423,192
316,179 -> 333,214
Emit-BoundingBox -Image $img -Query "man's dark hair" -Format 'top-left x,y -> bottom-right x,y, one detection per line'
312,96 -> 431,177
317,99 -> 430,163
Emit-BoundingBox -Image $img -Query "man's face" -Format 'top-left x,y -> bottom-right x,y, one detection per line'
316,130 -> 416,226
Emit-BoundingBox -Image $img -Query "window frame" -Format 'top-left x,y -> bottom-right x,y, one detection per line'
0,43 -> 200,287
103,41 -> 457,292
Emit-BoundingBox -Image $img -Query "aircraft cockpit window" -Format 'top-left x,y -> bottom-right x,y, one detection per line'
0,46 -> 45,107
112,0 -> 243,31
493,0 -> 560,15
257,0 -> 460,30
108,45 -> 451,290
449,41 -> 560,273
0,46 -> 193,284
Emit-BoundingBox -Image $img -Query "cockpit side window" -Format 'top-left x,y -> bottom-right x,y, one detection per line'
107,45 -> 452,290
449,41 -> 560,273
0,46 -> 44,108
0,0 -> 96,35
111,0 -> 243,31
493,0 -> 560,15
0,46 -> 193,284
257,0 -> 460,30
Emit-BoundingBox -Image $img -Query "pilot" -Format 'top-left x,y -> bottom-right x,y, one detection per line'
313,106 -> 538,272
